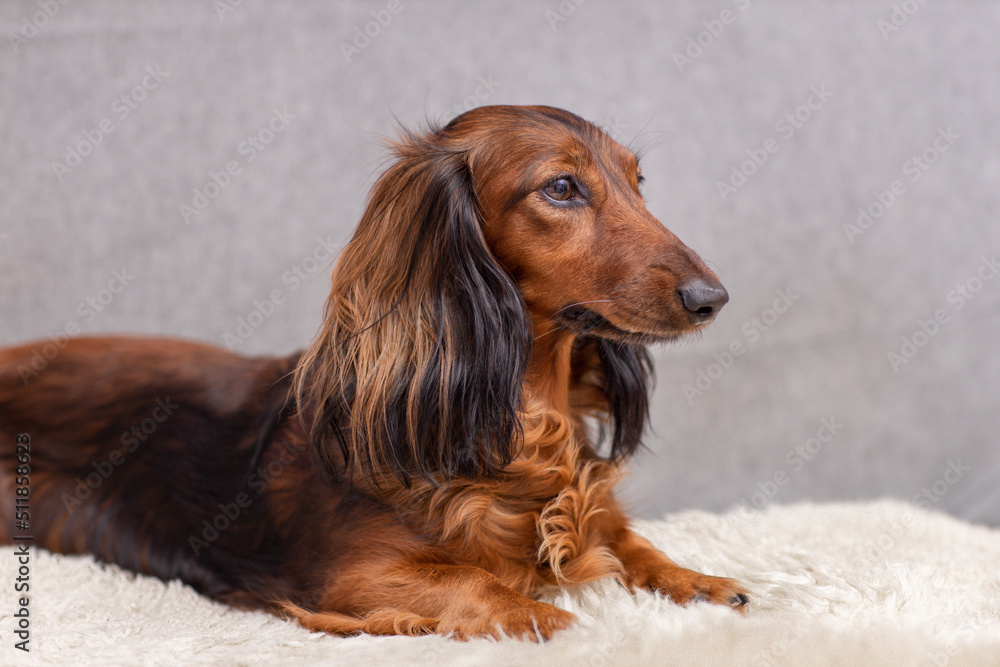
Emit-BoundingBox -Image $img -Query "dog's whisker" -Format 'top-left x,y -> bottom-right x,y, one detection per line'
533,325 -> 568,342
553,299 -> 615,316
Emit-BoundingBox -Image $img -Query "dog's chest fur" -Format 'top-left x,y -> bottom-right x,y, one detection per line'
385,402 -> 626,596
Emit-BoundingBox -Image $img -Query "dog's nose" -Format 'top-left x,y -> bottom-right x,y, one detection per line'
678,279 -> 729,323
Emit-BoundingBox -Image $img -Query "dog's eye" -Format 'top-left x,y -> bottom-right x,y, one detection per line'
544,177 -> 576,202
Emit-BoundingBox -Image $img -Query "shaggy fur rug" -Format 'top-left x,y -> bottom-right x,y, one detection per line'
2,501 -> 999,666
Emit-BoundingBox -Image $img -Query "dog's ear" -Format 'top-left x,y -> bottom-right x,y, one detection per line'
294,132 -> 532,487
595,339 -> 652,460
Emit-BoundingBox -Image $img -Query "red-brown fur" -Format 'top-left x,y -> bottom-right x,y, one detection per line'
0,105 -> 747,640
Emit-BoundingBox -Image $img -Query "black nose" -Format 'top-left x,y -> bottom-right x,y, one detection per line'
677,279 -> 729,323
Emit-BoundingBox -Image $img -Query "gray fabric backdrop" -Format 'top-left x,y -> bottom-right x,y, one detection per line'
2,0 -> 998,524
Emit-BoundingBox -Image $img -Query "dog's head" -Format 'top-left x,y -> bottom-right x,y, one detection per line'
295,106 -> 726,486
445,105 -> 727,344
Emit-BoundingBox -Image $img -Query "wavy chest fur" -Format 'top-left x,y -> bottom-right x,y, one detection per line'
383,400 -> 626,596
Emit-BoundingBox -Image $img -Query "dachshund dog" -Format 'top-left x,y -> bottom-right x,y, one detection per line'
0,105 -> 747,640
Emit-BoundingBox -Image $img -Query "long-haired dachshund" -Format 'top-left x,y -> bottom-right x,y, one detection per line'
0,105 -> 747,640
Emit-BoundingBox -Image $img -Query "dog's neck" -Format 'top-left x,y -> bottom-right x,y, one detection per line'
526,317 -> 577,416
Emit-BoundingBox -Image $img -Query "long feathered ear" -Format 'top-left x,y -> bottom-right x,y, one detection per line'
293,130 -> 532,487
584,339 -> 653,460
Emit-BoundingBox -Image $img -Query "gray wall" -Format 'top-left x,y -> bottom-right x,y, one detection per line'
2,1 -> 998,524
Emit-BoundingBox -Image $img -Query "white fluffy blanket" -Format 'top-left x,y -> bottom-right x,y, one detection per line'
2,501 -> 999,666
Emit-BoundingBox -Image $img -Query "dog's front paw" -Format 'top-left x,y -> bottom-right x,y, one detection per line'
637,567 -> 750,613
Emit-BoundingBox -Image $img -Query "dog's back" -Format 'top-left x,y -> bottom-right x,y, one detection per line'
0,337 -> 299,600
